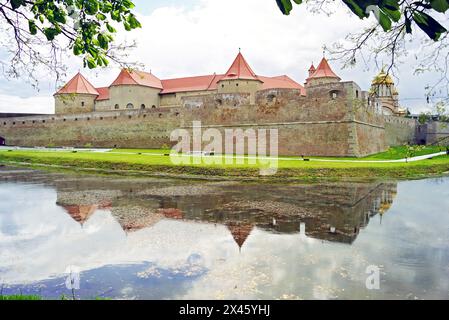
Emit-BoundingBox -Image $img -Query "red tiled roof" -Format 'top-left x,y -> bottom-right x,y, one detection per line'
221,52 -> 262,82
55,73 -> 99,96
260,75 -> 306,95
161,74 -> 224,94
111,69 -> 163,89
95,87 -> 110,101
227,222 -> 254,249
307,58 -> 340,80
308,64 -> 316,73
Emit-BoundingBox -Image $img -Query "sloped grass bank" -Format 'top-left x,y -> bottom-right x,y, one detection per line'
1,149 -> 449,181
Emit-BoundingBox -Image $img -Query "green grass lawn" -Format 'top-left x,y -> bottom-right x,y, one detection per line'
110,145 -> 446,161
1,146 -> 449,180
0,295 -> 42,301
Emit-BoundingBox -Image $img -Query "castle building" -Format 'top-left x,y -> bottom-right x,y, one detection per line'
2,51 -> 418,157
54,52 -> 308,114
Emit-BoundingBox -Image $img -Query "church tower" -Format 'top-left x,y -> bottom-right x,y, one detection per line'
370,68 -> 405,116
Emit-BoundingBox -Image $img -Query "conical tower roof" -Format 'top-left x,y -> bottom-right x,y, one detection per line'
111,68 -> 163,89
307,58 -> 340,81
226,222 -> 254,249
221,52 -> 262,82
55,73 -> 99,96
308,64 -> 316,73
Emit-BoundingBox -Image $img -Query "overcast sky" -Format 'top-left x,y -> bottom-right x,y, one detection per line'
0,0 -> 443,114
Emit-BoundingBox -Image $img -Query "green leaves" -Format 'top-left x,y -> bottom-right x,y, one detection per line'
430,0 -> 449,13
10,0 -> 26,10
276,0 -> 302,15
10,1 -> 141,69
276,0 -> 448,41
413,11 -> 447,41
28,20 -> 37,35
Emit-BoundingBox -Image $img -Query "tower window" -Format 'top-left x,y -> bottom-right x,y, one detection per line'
126,103 -> 134,109
114,104 -> 119,110
152,105 -> 156,109
81,101 -> 85,107
330,90 -> 340,100
356,90 -> 359,98
141,104 -> 146,110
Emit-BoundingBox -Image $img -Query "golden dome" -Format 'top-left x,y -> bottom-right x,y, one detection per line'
379,202 -> 392,214
372,68 -> 395,86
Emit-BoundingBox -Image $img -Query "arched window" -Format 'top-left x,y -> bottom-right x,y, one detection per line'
127,103 -> 134,109
81,101 -> 85,107
329,90 -> 340,100
114,104 -> 119,110
267,94 -> 276,102
152,105 -> 156,109
141,104 -> 146,110
216,99 -> 223,106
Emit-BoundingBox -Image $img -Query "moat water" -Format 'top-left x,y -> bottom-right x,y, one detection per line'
1,166 -> 449,300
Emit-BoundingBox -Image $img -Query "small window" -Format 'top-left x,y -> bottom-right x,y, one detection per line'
267,94 -> 276,102
126,103 -> 134,109
22,121 -> 25,124
152,105 -> 156,109
159,113 -> 163,118
236,83 -> 239,87
141,104 -> 146,110
222,84 -> 225,88
115,104 -> 119,110
330,90 -> 340,100
81,101 -> 85,107
356,90 -> 359,98
216,99 -> 223,106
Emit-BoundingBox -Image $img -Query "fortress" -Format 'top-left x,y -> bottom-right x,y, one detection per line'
0,51 -> 420,157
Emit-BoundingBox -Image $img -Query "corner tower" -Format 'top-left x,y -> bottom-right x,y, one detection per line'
305,57 -> 341,87
217,51 -> 263,104
54,73 -> 99,114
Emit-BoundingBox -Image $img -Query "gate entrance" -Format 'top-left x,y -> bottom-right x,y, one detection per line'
0,136 -> 5,146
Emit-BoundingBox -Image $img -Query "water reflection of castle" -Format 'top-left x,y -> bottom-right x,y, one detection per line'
52,178 -> 398,248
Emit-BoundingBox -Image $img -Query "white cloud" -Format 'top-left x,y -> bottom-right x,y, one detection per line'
0,94 -> 54,114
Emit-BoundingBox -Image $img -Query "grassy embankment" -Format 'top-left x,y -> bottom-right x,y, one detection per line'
0,295 -> 42,300
0,145 -> 448,180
